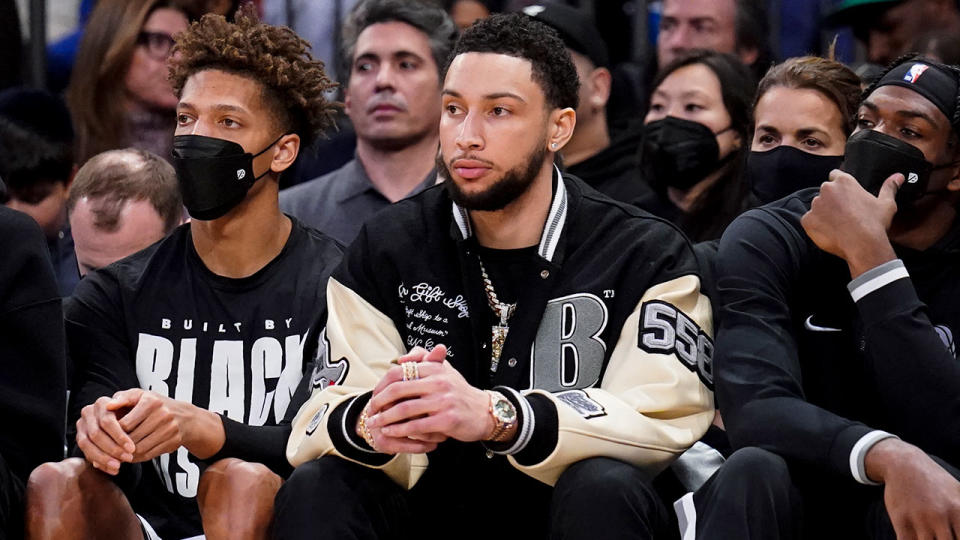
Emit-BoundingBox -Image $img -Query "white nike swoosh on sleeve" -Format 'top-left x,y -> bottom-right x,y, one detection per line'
804,315 -> 842,333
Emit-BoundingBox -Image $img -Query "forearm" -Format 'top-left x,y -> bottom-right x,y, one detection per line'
177,402 -> 226,459
842,235 -> 897,279
849,262 -> 960,455
865,437 -> 920,484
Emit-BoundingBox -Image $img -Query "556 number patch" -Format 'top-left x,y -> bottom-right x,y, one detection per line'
638,300 -> 713,387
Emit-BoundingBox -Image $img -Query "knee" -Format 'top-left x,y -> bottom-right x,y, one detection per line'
554,457 -> 657,507
27,458 -> 91,498
198,458 -> 281,506
720,447 -> 792,490
277,457 -> 364,508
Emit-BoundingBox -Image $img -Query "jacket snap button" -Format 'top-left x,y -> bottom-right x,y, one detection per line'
540,270 -> 549,279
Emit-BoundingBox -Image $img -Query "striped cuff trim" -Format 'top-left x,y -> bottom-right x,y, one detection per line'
848,260 -> 908,302
850,430 -> 899,485
492,386 -> 535,455
341,395 -> 378,454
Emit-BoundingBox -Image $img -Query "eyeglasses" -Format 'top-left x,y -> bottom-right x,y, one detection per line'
136,31 -> 176,60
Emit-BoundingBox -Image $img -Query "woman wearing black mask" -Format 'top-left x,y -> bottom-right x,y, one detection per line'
748,56 -> 861,204
636,50 -> 754,242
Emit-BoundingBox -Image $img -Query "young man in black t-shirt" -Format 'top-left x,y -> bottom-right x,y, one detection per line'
26,6 -> 342,540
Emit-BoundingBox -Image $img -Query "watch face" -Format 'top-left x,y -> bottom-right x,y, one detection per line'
493,398 -> 517,423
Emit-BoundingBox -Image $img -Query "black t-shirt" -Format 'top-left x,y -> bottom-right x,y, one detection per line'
65,217 -> 343,539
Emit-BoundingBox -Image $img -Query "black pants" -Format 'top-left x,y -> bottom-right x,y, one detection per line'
689,447 -> 960,540
273,456 -> 672,540
0,452 -> 25,540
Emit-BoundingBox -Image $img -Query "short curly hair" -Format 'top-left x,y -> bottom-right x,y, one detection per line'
168,3 -> 337,147
447,13 -> 579,111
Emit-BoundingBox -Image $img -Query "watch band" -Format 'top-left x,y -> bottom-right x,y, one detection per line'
486,390 -> 517,443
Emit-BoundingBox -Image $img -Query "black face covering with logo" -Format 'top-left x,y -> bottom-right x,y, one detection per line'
841,129 -> 935,206
172,134 -> 282,221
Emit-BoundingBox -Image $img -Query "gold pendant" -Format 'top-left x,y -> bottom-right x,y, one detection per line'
491,324 -> 509,372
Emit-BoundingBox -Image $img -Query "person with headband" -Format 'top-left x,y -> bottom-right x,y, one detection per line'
677,55 -> 960,539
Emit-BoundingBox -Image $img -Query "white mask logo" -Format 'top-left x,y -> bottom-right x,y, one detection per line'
907,172 -> 919,184
237,169 -> 246,181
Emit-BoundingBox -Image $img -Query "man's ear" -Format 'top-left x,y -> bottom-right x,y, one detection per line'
737,46 -> 759,67
270,133 -> 301,174
547,107 -> 577,152
943,134 -> 960,191
587,67 -> 612,111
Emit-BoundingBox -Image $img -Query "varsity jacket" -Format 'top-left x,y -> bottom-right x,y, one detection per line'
287,171 -> 715,488
716,188 -> 960,486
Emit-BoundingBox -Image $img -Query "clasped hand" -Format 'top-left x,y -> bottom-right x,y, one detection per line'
76,389 -> 188,474
361,345 -> 495,454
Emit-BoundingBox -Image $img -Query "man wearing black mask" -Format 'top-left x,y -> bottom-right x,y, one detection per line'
26,6 -> 344,540
676,56 -> 960,539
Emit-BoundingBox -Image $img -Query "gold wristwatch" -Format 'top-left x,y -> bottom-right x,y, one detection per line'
486,390 -> 518,443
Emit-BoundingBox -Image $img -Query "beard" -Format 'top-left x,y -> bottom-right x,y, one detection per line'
439,141 -> 548,212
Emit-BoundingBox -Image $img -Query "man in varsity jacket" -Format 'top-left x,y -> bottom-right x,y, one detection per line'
686,56 -> 960,539
273,14 -> 715,540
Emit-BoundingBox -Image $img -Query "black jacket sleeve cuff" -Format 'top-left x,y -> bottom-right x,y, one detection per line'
327,392 -> 394,466
208,415 -> 293,476
829,423 -> 875,481
488,388 -> 557,466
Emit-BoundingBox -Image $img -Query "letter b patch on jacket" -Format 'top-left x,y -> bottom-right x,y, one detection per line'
530,293 -> 608,392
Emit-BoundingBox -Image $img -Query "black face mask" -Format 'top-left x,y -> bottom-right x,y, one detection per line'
641,117 -> 735,191
172,134 -> 283,220
747,145 -> 843,204
839,129 -> 960,207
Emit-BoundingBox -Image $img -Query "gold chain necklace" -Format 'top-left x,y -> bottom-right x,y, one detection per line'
477,257 -> 516,373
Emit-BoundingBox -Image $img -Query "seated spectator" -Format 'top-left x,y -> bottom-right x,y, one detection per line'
0,88 -> 80,296
911,28 -> 960,66
824,0 -> 960,66
67,149 -> 183,276
67,0 -> 190,165
523,3 -> 645,204
0,207 -> 67,539
656,0 -> 772,81
25,7 -> 343,540
685,56 -> 960,539
636,50 -> 754,242
274,14 -> 714,540
280,0 -> 456,245
747,56 -> 861,203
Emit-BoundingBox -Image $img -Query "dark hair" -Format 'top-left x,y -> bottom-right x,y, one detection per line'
734,0 -> 774,77
649,49 -> 755,241
0,89 -> 74,203
447,13 -> 579,111
755,56 -> 862,136
169,3 -> 338,148
341,0 -> 457,85
68,0 -> 192,164
67,148 -> 182,233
